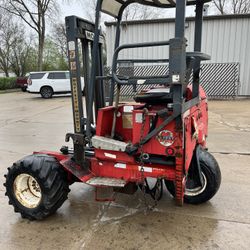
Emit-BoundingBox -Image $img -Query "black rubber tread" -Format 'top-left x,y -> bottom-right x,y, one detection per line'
40,86 -> 53,99
4,154 -> 70,220
165,149 -> 221,204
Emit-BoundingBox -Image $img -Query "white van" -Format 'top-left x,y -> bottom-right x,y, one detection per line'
27,71 -> 84,98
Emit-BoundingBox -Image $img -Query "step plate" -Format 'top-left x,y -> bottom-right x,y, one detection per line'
92,135 -> 128,152
86,177 -> 126,187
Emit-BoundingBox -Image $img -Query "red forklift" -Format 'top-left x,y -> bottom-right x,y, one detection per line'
4,0 -> 221,220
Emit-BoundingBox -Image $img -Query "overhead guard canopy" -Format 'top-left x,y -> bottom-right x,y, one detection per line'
101,0 -> 211,17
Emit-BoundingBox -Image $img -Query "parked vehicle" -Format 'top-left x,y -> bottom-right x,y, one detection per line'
27,71 -> 84,98
16,77 -> 28,92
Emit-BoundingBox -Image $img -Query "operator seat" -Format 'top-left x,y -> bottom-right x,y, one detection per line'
134,87 -> 172,105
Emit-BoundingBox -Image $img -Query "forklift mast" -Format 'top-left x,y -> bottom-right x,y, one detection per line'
65,15 -> 105,165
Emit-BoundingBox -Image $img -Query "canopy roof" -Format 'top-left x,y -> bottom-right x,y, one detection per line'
101,0 -> 211,17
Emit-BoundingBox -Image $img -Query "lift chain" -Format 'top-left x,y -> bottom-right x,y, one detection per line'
138,108 -> 162,210
138,108 -> 148,208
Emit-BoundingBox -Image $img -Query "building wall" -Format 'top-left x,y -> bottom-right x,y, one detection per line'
106,15 -> 250,96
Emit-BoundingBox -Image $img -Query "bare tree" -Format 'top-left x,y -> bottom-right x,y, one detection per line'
83,0 -> 97,22
123,3 -> 164,21
0,14 -> 19,76
80,0 -> 164,22
0,11 -> 34,77
0,0 -> 58,71
213,0 -> 250,14
232,0 -> 250,13
10,36 -> 34,77
48,22 -> 68,70
50,22 -> 67,58
213,0 -> 227,14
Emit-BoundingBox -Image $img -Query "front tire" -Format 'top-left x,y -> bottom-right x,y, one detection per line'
165,149 -> 221,204
40,86 -> 53,98
4,154 -> 70,220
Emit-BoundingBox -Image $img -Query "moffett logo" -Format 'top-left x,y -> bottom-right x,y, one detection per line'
157,130 -> 174,147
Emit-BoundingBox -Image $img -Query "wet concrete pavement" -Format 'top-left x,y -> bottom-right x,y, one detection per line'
0,92 -> 250,250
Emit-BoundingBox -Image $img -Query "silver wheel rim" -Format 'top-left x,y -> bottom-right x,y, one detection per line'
13,173 -> 42,208
185,172 -> 207,196
42,88 -> 51,98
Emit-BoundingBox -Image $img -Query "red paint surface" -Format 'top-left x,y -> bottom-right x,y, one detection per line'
33,86 -> 208,205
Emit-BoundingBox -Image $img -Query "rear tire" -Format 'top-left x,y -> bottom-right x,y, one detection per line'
40,86 -> 53,98
4,154 -> 70,220
21,87 -> 27,92
165,149 -> 221,204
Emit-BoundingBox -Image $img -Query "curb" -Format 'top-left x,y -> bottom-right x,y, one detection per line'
0,89 -> 20,94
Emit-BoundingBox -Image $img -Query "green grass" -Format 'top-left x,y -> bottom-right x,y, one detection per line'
0,77 -> 17,90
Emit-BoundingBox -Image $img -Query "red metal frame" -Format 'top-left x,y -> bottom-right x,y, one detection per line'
34,86 -> 208,206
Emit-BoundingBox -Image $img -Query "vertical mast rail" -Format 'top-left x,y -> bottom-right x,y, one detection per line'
169,0 -> 187,119
86,0 -> 102,139
66,17 -> 85,135
193,0 -> 204,98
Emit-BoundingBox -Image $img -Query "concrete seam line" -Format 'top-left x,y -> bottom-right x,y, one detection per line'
210,151 -> 250,156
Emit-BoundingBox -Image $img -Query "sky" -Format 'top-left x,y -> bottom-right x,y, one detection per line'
60,1 -> 88,20
58,1 -> 218,24
58,0 -> 114,25
42,0 -> 219,36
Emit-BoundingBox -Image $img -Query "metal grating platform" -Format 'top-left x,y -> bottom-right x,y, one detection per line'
104,63 -> 240,100
86,177 -> 126,187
